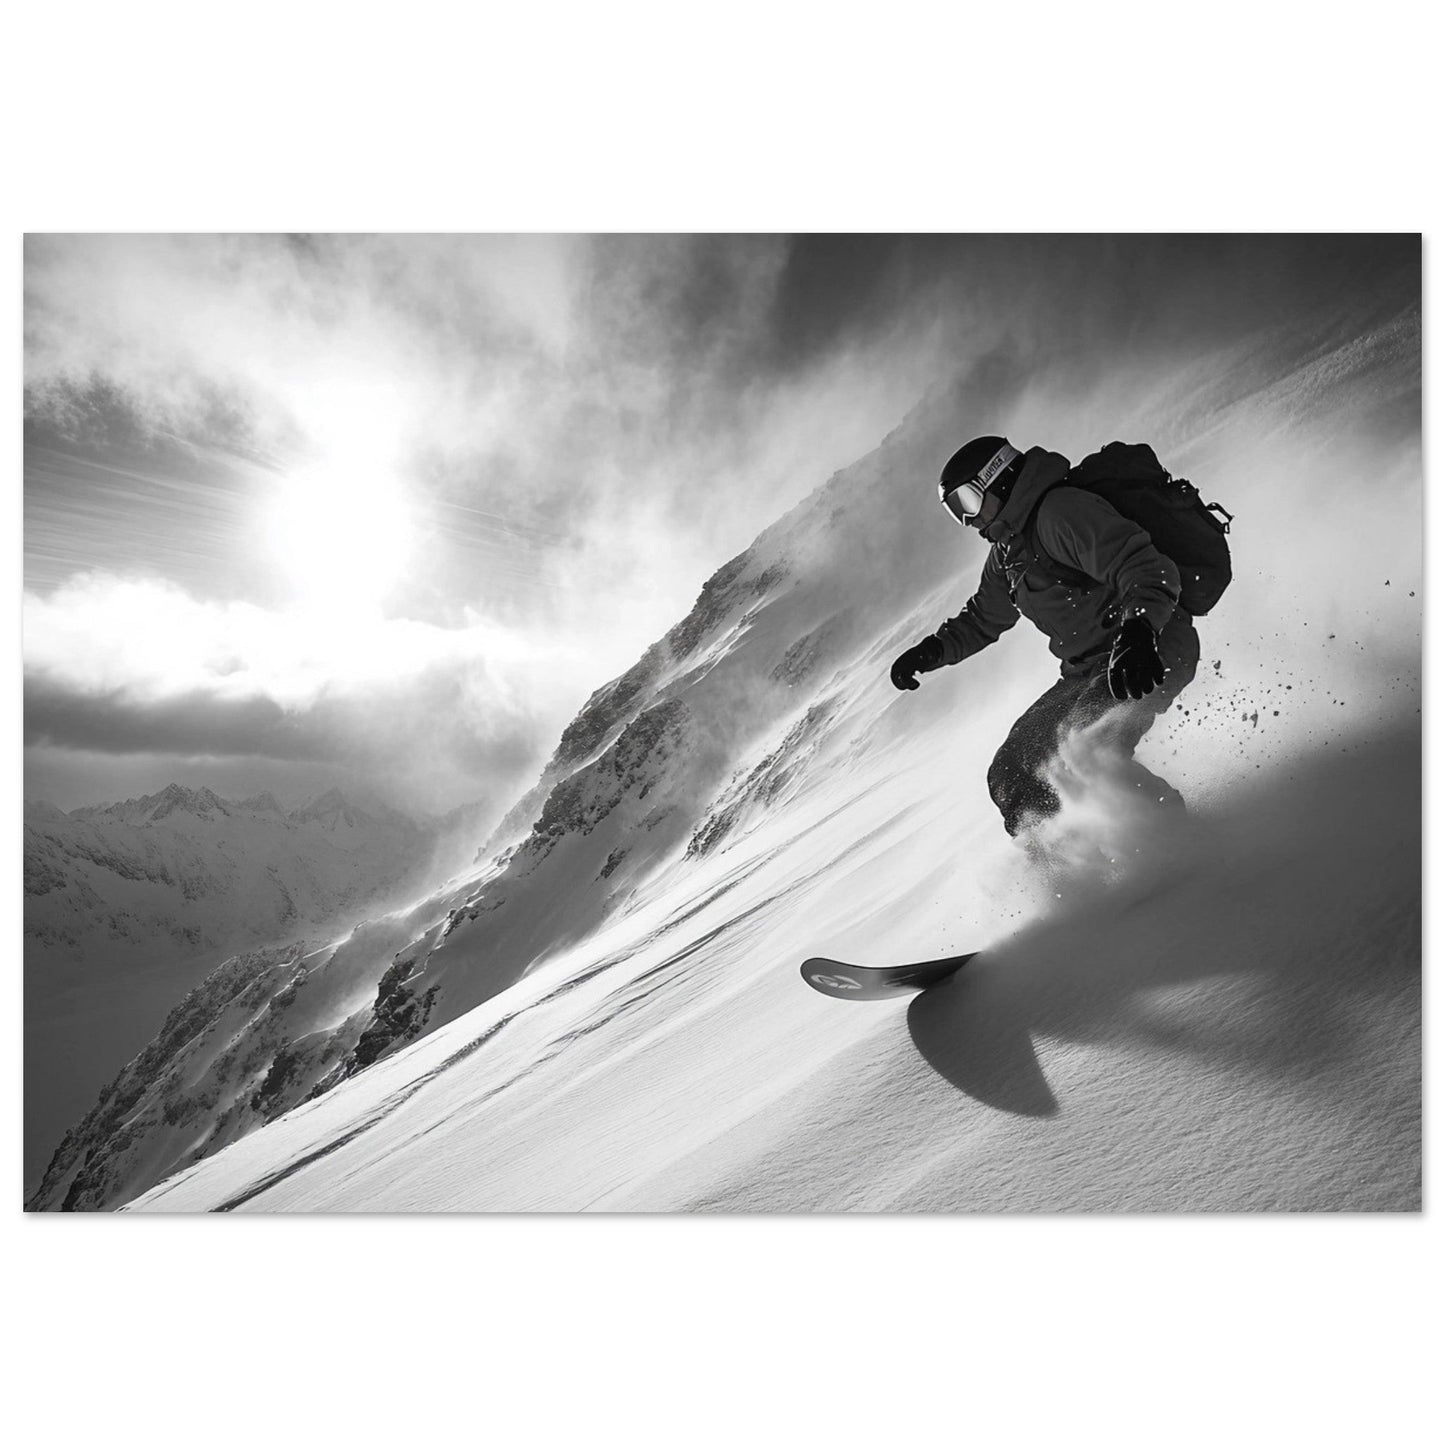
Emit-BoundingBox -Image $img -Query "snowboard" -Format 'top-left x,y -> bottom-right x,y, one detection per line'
800,952 -> 976,1001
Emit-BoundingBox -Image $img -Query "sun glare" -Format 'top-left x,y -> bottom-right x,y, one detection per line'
264,458 -> 416,615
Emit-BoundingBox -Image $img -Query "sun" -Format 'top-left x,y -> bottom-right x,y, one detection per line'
263,458 -> 416,615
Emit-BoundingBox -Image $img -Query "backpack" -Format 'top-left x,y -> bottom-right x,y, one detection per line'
1023,441 -> 1234,617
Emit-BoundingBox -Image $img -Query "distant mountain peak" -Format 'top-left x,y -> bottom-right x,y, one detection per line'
144,784 -> 232,822
296,787 -> 352,814
54,783 -> 419,833
292,789 -> 372,830
24,798 -> 70,824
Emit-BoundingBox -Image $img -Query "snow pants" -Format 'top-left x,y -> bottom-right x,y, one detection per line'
986,612 -> 1200,837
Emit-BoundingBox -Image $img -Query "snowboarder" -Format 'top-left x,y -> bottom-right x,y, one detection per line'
889,435 -> 1200,837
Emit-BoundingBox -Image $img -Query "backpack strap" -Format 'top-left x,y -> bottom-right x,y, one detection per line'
1001,482 -> 1097,597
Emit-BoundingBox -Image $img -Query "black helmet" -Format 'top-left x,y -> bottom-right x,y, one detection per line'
939,435 -> 1024,525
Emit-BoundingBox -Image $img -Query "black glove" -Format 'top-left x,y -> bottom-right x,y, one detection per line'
1107,617 -> 1166,701
890,635 -> 945,691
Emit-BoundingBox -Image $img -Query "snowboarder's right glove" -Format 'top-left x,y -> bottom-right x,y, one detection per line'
890,635 -> 945,691
1107,617 -> 1166,701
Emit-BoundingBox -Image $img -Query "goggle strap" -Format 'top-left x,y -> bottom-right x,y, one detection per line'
975,442 -> 1021,490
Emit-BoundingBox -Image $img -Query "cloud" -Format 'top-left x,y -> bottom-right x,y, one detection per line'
24,235 -> 580,438
24,670 -> 542,819
22,235 -> 955,528
22,571 -> 571,810
25,677 -> 305,758
24,236 -> 956,631
25,572 -> 515,702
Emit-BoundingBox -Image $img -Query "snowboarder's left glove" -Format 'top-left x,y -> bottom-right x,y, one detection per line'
890,635 -> 945,691
1107,617 -> 1166,701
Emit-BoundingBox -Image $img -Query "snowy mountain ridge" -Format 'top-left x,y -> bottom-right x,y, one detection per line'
26,783 -> 438,961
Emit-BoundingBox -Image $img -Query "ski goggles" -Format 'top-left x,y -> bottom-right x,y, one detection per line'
942,479 -> 988,523
939,442 -> 1021,525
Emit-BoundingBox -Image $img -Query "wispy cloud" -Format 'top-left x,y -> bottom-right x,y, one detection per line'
23,568 -> 582,792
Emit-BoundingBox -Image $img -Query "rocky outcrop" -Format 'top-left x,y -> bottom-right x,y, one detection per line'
30,945 -> 316,1211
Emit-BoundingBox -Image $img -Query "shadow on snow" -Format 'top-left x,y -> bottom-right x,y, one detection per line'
907,722 -> 1421,1122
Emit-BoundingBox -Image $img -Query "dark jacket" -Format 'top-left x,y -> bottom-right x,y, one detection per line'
934,446 -> 1183,674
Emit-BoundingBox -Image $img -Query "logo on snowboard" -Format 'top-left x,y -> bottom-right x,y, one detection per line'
810,972 -> 862,991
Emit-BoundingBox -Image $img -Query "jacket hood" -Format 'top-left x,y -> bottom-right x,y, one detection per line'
980,447 -> 1071,547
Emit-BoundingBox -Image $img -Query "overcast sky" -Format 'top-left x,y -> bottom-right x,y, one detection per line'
22,234 -> 1419,819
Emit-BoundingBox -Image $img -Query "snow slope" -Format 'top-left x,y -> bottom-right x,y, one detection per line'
44,292 -> 1423,1213
126,714 -> 1420,1213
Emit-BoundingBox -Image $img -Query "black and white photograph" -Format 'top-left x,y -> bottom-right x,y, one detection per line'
22,233 -> 1421,1214
8,7 -> 1439,1440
